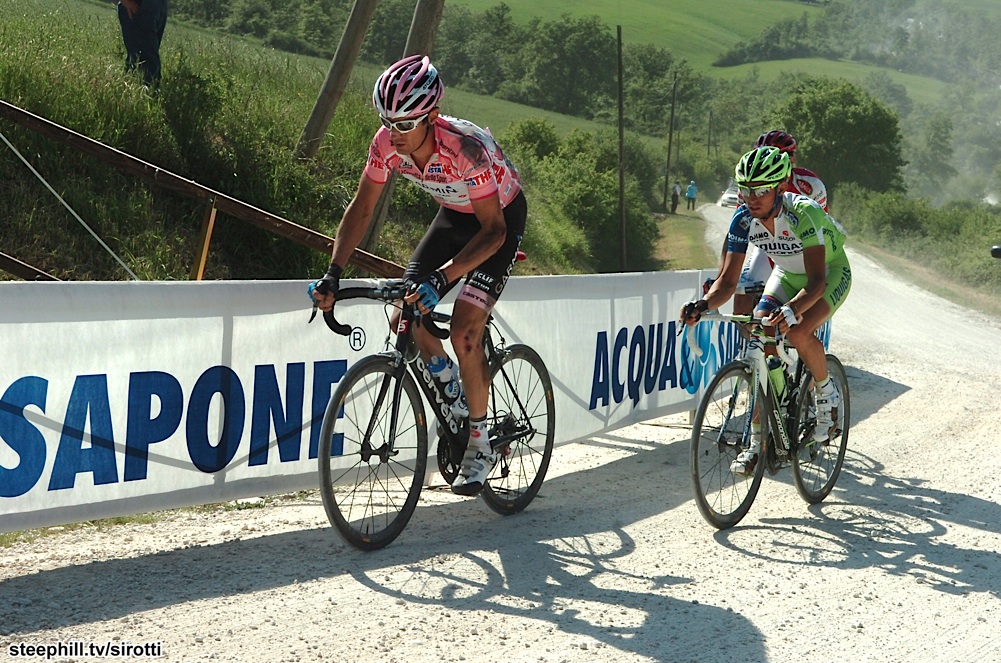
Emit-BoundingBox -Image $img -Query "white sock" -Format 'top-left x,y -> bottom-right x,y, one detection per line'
469,416 -> 491,452
816,376 -> 834,394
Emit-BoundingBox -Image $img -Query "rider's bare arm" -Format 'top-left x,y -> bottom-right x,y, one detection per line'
703,249 -> 744,311
330,174 -> 385,270
312,174 -> 386,312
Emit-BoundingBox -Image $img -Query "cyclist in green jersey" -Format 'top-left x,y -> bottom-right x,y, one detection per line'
681,146 -> 852,474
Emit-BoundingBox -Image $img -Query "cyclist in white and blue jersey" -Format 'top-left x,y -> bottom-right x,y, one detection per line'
681,146 -> 852,475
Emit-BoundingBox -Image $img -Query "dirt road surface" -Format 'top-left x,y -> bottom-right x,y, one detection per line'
3,204 -> 1001,663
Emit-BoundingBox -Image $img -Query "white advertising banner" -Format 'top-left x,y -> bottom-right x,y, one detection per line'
0,272 -> 743,532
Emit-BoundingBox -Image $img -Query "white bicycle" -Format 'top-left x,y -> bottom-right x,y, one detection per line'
687,312 -> 850,529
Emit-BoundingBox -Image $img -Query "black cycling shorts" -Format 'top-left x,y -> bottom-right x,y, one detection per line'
404,190 -> 527,311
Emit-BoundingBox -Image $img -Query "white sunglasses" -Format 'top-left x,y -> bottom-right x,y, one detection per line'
737,182 -> 781,199
379,113 -> 429,133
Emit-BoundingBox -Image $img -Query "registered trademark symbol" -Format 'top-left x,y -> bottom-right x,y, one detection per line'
349,327 -> 366,352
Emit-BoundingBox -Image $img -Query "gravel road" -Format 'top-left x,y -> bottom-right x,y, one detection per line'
3,204 -> 1001,663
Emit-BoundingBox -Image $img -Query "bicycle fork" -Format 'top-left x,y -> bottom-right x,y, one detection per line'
361,357 -> 408,464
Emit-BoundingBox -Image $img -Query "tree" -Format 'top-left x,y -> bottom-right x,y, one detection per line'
775,78 -> 906,193
505,15 -> 616,118
360,0 -> 415,65
904,111 -> 957,199
861,71 -> 912,119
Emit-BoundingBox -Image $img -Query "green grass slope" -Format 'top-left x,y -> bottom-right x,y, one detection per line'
450,0 -> 984,109
451,0 -> 823,70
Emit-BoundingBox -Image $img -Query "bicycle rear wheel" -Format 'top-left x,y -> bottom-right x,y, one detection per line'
318,355 -> 428,551
690,360 -> 766,529
480,344 -> 555,515
791,354 -> 850,503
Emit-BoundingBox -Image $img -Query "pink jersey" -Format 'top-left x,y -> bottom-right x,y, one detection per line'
363,114 -> 522,213
788,166 -> 828,211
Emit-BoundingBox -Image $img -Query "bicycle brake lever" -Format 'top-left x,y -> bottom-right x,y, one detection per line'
416,312 -> 450,340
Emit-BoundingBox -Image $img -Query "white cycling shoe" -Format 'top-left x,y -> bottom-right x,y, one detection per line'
813,384 -> 841,442
450,445 -> 498,496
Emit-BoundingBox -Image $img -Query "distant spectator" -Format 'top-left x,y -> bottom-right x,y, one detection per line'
118,0 -> 168,87
685,180 -> 698,210
671,180 -> 681,214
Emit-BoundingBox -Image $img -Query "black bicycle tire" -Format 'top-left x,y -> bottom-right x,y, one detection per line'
690,360 -> 767,529
791,354 -> 850,503
479,344 -> 555,515
317,355 -> 428,550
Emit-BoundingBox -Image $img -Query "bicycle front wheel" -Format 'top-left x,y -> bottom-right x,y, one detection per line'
480,344 -> 555,515
318,355 -> 428,551
690,360 -> 766,529
791,354 -> 850,504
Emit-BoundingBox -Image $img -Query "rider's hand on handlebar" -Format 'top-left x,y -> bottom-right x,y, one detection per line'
680,299 -> 709,325
763,304 -> 798,332
404,269 -> 448,316
308,263 -> 342,312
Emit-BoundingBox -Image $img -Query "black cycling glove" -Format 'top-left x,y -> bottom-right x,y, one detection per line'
408,269 -> 448,311
681,298 -> 709,322
308,263 -> 343,302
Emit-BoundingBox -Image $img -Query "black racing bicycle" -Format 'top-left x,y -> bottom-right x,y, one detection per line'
314,279 -> 555,550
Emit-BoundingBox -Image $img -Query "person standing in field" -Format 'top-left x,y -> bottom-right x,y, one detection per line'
685,180 -> 698,210
671,180 -> 681,214
117,0 -> 168,87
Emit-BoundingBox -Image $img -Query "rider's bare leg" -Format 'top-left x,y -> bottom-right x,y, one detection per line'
412,300 -> 489,420
783,301 -> 832,384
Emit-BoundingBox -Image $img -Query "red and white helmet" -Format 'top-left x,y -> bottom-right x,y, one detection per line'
754,130 -> 797,154
372,55 -> 444,119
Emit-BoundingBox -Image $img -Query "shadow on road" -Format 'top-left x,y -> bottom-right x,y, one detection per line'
0,428 -> 766,662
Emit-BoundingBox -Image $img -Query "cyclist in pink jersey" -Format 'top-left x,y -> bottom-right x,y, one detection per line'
310,55 -> 527,497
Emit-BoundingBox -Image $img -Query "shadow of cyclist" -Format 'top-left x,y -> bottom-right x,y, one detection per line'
0,429 -> 769,662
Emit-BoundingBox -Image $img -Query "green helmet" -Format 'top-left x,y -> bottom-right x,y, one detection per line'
734,146 -> 792,184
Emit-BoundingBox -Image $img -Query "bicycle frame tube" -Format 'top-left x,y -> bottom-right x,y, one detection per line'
401,318 -> 466,442
724,365 -> 752,449
748,335 -> 793,455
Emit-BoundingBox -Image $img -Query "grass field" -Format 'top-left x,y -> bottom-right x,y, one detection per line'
449,0 -> 977,110
653,210 -> 717,272
712,58 -> 949,107
450,0 -> 823,71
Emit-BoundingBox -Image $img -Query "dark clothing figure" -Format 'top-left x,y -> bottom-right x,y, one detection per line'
118,0 -> 168,87
670,181 -> 681,214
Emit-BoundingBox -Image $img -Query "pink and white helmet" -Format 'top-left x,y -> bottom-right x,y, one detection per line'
372,55 -> 444,119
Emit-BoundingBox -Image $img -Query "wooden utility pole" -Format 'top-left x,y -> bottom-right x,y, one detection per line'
617,25 -> 626,272
295,0 -> 380,160
662,72 -> 678,209
707,109 -> 713,158
360,0 -> 445,256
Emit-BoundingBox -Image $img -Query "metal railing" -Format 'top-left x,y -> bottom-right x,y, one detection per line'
0,99 -> 404,281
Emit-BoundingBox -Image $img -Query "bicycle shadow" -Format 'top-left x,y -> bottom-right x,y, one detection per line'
336,427 -> 768,661
0,429 -> 766,662
840,362 -> 910,427
709,358 -> 1001,598
712,447 -> 1001,598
